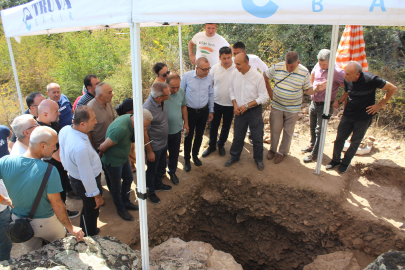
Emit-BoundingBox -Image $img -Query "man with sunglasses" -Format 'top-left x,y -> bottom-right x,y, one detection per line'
181,57 -> 214,172
202,46 -> 235,158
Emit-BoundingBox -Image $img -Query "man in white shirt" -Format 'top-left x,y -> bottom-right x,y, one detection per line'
188,23 -> 230,66
232,42 -> 268,73
202,46 -> 235,158
59,106 -> 104,236
224,53 -> 269,171
10,114 -> 38,156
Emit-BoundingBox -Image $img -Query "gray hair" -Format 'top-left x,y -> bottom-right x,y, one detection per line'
11,114 -> 35,140
347,61 -> 362,74
95,82 -> 108,97
317,49 -> 330,61
143,109 -> 153,122
46,82 -> 60,92
29,126 -> 55,148
151,82 -> 168,98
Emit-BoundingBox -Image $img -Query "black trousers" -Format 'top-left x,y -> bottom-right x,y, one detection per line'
167,131 -> 182,173
184,106 -> 209,160
230,105 -> 264,162
69,174 -> 102,236
209,103 -> 234,149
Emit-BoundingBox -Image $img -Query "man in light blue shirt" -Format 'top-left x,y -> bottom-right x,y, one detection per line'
180,57 -> 214,172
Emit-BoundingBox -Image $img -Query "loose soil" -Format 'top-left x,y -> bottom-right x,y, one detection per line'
10,107 -> 405,269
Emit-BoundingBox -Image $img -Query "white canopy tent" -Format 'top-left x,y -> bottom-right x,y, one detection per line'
2,0 -> 404,268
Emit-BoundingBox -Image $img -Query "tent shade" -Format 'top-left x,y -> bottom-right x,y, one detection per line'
132,0 -> 404,26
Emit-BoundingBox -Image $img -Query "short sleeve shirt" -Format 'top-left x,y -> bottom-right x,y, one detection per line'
57,94 -> 73,128
264,62 -> 311,113
0,125 -> 10,158
192,32 -> 230,66
343,72 -> 386,121
102,114 -> 134,167
143,96 -> 169,151
0,156 -> 62,219
87,99 -> 115,149
165,88 -> 187,135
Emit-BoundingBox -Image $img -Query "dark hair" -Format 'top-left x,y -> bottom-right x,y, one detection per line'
115,98 -> 133,116
84,74 -> 97,90
73,105 -> 91,125
153,62 -> 167,75
232,42 -> 246,51
219,46 -> 232,56
26,92 -> 43,108
285,51 -> 299,64
166,73 -> 181,84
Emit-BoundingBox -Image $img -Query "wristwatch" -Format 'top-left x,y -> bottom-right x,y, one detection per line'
245,104 -> 249,109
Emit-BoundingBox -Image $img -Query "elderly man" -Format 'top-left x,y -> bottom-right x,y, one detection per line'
8,92 -> 46,149
202,46 -> 235,158
47,83 -> 73,128
232,42 -> 268,73
99,109 -> 139,220
10,115 -> 38,155
181,57 -> 214,172
224,54 -> 268,170
302,49 -> 345,163
188,23 -> 230,66
87,82 -> 115,190
77,74 -> 100,107
164,74 -> 188,185
264,52 -> 318,164
59,106 -> 104,236
327,61 -> 397,173
37,100 -> 79,219
143,83 -> 171,204
0,126 -> 83,252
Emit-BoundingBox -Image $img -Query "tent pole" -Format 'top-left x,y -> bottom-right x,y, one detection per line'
6,37 -> 24,113
130,22 -> 150,269
314,24 -> 340,175
178,24 -> 183,75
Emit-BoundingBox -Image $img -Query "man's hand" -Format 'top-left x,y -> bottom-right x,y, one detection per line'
366,103 -> 383,115
239,104 -> 248,115
182,123 -> 189,135
207,113 -> 214,123
68,225 -> 85,241
1,196 -> 14,208
190,55 -> 196,65
332,99 -> 340,109
234,104 -> 241,116
94,194 -> 104,209
147,151 -> 155,162
317,81 -> 327,92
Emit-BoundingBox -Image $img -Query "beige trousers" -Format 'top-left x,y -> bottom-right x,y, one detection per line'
270,108 -> 299,155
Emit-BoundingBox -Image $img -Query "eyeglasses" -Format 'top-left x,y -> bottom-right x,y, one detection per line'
26,122 -> 39,130
160,70 -> 170,77
198,67 -> 211,72
158,94 -> 170,98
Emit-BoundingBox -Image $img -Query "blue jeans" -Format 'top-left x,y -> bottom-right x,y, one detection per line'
146,145 -> 168,195
209,103 -> 234,149
0,207 -> 12,261
104,159 -> 133,212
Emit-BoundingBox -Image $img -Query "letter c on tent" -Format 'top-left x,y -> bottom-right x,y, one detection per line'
242,0 -> 279,18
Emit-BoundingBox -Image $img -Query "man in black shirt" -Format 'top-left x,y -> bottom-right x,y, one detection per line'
327,61 -> 397,174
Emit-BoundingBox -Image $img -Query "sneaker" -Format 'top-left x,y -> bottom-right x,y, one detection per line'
202,147 -> 216,157
155,184 -> 172,192
67,210 -> 80,219
326,160 -> 341,170
303,154 -> 317,163
218,146 -> 226,156
117,210 -> 134,221
256,161 -> 265,171
301,145 -> 314,153
338,163 -> 350,174
148,193 -> 161,204
224,158 -> 238,167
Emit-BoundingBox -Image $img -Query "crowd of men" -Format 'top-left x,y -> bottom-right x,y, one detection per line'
0,22 -> 398,260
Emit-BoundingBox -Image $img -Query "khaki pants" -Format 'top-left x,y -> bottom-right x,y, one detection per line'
12,214 -> 66,252
270,108 -> 299,155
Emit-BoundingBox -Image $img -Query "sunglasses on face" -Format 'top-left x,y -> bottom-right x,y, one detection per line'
160,70 -> 170,77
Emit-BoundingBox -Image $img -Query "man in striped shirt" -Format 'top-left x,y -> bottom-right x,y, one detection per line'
264,52 -> 320,164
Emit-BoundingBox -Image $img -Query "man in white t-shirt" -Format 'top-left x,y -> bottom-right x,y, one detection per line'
202,46 -> 236,158
188,23 -> 230,66
232,42 -> 268,73
10,114 -> 39,156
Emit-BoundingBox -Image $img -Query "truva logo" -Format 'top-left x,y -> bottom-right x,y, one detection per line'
242,0 -> 279,18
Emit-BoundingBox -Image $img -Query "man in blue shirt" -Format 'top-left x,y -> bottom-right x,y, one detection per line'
47,83 -> 73,128
180,57 -> 214,172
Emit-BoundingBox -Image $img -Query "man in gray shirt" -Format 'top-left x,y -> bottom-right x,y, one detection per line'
143,82 -> 171,204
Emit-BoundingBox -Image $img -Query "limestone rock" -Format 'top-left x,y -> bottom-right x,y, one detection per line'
150,238 -> 243,270
364,250 -> 405,269
303,251 -> 360,270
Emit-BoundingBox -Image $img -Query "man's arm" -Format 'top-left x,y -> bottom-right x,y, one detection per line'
188,40 -> 196,65
207,83 -> 214,122
263,72 -> 273,100
98,137 -> 116,156
144,130 -> 155,162
47,192 -> 84,241
181,105 -> 189,135
52,148 -> 61,162
366,81 -> 397,115
0,194 -> 13,208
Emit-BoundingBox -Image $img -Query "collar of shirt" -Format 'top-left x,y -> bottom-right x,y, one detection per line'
282,62 -> 300,73
193,69 -> 210,80
71,127 -> 90,142
354,72 -> 365,84
149,96 -> 164,111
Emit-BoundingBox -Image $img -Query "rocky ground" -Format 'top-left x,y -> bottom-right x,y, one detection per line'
9,102 -> 405,269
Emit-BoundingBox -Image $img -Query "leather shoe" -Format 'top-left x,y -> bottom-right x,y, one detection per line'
256,161 -> 265,171
202,147 -> 216,157
117,210 -> 134,221
125,202 -> 139,211
224,158 -> 238,167
267,150 -> 275,160
274,153 -> 284,164
184,160 -> 191,172
193,156 -> 202,166
169,173 -> 179,185
218,146 -> 226,156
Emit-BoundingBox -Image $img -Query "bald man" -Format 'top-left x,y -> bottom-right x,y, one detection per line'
37,100 -> 79,219
47,83 -> 73,128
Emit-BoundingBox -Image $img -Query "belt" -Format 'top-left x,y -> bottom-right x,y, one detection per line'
313,101 -> 333,106
188,104 -> 208,113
